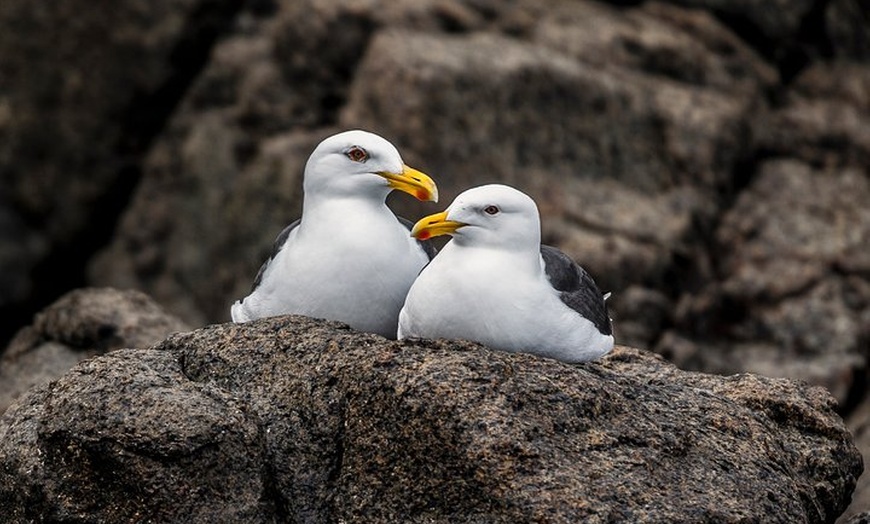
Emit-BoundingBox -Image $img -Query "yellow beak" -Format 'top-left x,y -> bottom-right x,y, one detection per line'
379,165 -> 439,203
410,210 -> 466,240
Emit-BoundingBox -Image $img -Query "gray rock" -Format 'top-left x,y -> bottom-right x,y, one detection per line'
0,0 -> 240,343
610,286 -> 674,349
659,159 -> 870,407
659,0 -> 816,43
343,28 -> 755,195
89,124 -> 325,326
531,1 -> 778,95
2,0 -> 869,514
0,288 -> 188,414
89,0 -> 772,329
844,512 -> 870,524
843,402 -> 870,523
0,315 -> 861,522
826,0 -> 870,60
338,10 -> 765,338
754,62 -> 870,169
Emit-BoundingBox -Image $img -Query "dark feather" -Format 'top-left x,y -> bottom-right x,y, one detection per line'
248,219 -> 300,294
540,244 -> 612,336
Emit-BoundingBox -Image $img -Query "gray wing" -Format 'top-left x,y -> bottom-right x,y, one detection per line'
540,244 -> 612,336
398,216 -> 437,260
248,219 -> 300,294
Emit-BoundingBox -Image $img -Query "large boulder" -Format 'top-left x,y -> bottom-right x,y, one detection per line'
0,288 -> 188,414
0,315 -> 861,522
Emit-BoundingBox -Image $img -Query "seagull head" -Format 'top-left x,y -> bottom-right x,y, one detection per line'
410,184 -> 541,251
303,130 -> 438,203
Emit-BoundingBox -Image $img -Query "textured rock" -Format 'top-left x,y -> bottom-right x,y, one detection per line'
531,1 -> 778,95
0,315 -> 861,522
844,402 -> 870,523
658,159 -> 870,408
0,0 -> 241,346
88,0 -> 773,329
2,0 -> 870,515
344,28 -> 755,195
0,288 -> 188,414
844,512 -> 870,524
826,0 -> 870,60
89,124 -> 325,326
755,62 -> 870,169
661,0 -> 816,43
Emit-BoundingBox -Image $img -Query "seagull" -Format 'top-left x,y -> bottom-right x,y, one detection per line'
398,184 -> 613,362
231,129 -> 438,338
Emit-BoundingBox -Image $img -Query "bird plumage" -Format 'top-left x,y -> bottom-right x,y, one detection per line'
231,130 -> 438,338
398,184 -> 613,362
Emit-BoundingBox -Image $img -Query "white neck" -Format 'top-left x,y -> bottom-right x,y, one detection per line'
443,239 -> 543,276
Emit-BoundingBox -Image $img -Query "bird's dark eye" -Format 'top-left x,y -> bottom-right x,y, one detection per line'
484,205 -> 500,215
346,146 -> 368,162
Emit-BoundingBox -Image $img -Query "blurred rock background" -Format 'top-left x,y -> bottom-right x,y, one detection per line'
0,0 -> 867,518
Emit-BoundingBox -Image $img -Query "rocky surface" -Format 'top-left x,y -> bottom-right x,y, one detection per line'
0,0 -> 242,345
1,0 -> 869,518
0,288 -> 188,414
0,314 -> 861,523
845,513 -> 870,524
658,159 -> 870,409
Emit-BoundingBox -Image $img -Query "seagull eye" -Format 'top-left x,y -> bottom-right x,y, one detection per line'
346,146 -> 368,163
483,205 -> 500,215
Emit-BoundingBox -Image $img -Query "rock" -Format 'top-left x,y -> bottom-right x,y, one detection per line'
659,159 -> 870,408
610,286 -> 674,350
826,0 -> 870,60
88,0 -> 773,329
0,0 -> 241,346
531,1 -> 778,95
3,0 -> 869,513
843,402 -> 870,522
339,9 -> 765,343
660,0 -> 816,44
542,179 -> 716,294
0,315 -> 861,522
0,288 -> 188,414
343,28 -> 756,195
844,512 -> 870,524
89,123 -> 326,326
755,62 -> 870,169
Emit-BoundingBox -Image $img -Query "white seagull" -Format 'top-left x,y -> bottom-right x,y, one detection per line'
231,130 -> 438,338
398,184 -> 613,362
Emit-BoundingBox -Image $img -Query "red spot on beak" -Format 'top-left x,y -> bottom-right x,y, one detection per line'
417,230 -> 431,240
416,189 -> 429,201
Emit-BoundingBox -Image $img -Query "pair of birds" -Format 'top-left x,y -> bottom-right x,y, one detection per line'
231,130 -> 613,363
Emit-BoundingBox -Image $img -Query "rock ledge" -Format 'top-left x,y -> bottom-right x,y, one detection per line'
0,315 -> 861,523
